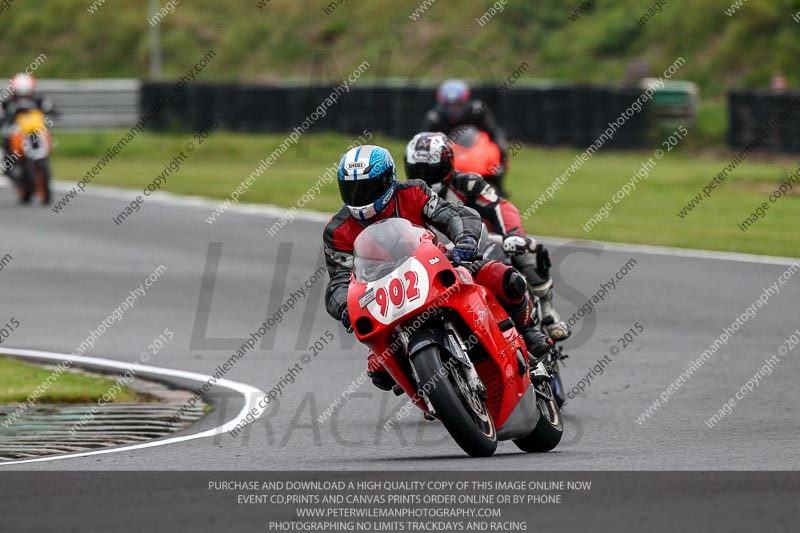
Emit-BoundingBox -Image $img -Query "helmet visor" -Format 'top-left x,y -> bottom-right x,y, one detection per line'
406,162 -> 450,186
339,170 -> 394,206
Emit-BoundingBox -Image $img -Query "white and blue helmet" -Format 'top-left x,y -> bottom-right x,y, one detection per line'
337,145 -> 396,220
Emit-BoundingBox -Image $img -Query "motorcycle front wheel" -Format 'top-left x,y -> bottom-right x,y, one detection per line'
33,158 -> 51,205
17,164 -> 34,204
411,345 -> 497,458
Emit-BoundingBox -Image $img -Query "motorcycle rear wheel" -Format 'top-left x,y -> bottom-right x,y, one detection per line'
513,380 -> 563,453
412,345 -> 497,458
550,359 -> 566,408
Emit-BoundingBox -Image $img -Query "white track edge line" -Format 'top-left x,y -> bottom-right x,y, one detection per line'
46,180 -> 800,266
0,347 -> 267,466
5,179 -> 797,265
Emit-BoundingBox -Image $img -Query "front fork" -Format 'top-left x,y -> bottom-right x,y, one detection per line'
532,348 -> 566,407
407,324 -> 485,417
445,324 -> 485,394
530,293 -> 567,405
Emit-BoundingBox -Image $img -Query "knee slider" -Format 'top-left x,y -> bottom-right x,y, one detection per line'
504,269 -> 528,301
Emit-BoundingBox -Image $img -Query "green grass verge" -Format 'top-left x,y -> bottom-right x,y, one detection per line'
0,356 -> 142,404
51,129 -> 799,257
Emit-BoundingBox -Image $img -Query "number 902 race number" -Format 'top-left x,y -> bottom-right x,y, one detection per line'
366,259 -> 430,324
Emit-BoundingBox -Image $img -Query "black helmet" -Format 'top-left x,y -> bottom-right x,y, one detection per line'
404,132 -> 455,187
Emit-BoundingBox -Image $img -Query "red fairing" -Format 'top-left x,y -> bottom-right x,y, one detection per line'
346,225 -> 531,429
451,129 -> 502,177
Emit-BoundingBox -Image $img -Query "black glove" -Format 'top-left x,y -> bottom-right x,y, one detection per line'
367,370 -> 396,391
451,236 -> 478,265
495,151 -> 508,175
340,308 -> 353,333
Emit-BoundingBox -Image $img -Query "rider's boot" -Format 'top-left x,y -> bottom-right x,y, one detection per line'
510,247 -> 571,341
531,279 -> 571,341
367,351 -> 396,391
471,260 -> 553,364
506,295 -> 553,365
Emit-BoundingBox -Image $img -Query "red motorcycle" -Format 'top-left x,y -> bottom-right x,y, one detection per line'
348,218 -> 562,457
450,125 -> 507,195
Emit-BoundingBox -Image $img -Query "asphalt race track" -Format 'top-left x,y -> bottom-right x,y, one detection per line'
1,182 -> 798,471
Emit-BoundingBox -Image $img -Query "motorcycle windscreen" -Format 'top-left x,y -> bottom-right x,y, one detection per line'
353,218 -> 427,283
449,125 -> 480,148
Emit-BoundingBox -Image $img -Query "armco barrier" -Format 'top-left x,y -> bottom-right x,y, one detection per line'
140,82 -> 651,148
38,79 -> 140,129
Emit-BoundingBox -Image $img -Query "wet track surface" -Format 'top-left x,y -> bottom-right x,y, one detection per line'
1,183 -> 798,471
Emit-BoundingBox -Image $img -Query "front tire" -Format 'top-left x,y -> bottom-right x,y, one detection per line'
17,167 -> 34,205
34,158 -> 51,205
412,345 -> 497,458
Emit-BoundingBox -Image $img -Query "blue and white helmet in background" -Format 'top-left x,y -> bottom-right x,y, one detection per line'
337,145 -> 397,220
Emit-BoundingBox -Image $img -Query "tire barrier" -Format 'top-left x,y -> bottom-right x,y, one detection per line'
140,82 -> 651,148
